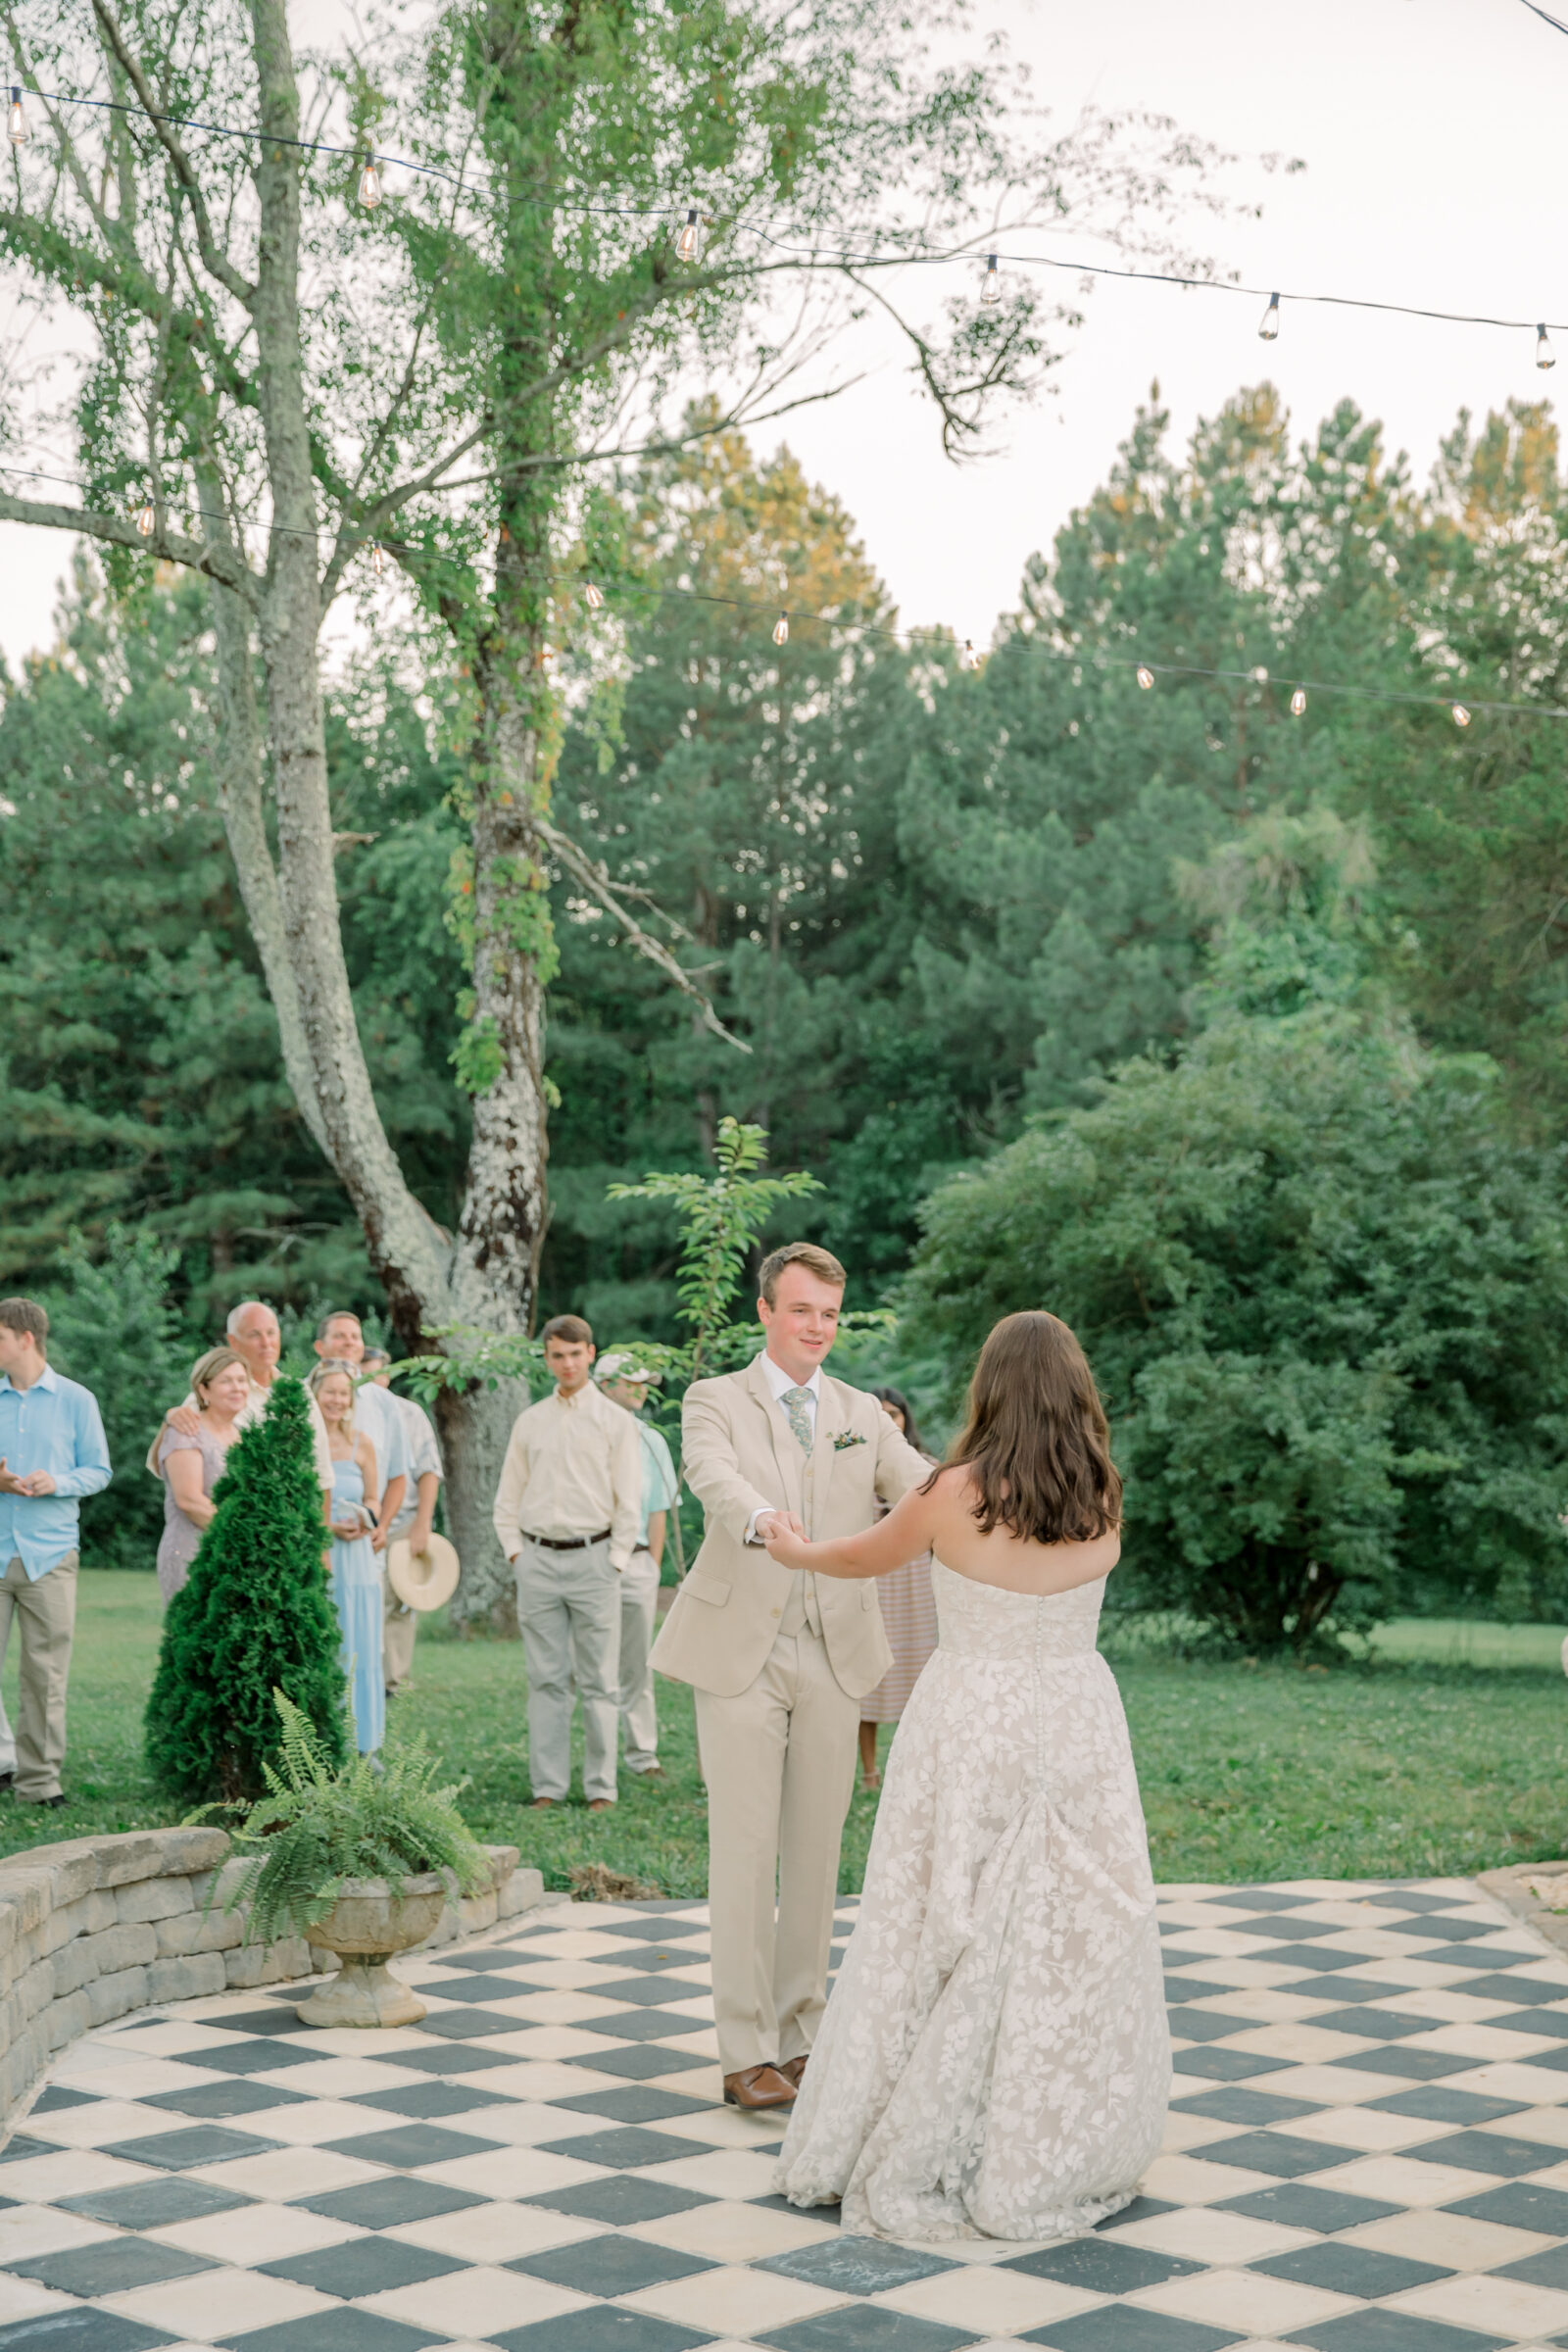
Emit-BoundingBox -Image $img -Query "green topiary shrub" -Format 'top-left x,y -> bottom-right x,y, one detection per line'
145,1375 -> 347,1803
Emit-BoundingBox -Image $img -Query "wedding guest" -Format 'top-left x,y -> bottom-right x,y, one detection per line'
311,1314 -> 408,1556
594,1354 -> 680,1785
858,1387 -> 938,1792
151,1300 -> 334,1517
492,1315 -> 642,1812
308,1361 -> 383,1756
0,1298 -> 111,1809
155,1347 -> 249,1603
361,1346 -> 444,1695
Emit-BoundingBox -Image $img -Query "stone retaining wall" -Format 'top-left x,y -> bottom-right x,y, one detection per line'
0,1828 -> 547,2124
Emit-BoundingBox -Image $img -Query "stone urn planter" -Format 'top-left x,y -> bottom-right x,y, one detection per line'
297,1873 -> 447,2028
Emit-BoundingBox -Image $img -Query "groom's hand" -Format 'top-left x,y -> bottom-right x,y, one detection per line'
754,1509 -> 805,1544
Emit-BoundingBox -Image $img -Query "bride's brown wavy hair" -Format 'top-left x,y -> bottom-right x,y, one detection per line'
927,1310 -> 1121,1544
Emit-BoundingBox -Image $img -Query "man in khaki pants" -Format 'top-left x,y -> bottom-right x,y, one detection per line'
0,1299 -> 112,1808
651,1244 -> 928,2110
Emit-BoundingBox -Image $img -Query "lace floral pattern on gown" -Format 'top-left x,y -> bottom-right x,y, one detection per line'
775,1562 -> 1169,2242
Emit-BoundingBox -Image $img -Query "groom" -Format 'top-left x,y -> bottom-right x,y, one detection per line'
651,1242 -> 929,2110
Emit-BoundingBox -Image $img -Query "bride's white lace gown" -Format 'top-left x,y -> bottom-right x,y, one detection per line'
774,1563 -> 1169,2241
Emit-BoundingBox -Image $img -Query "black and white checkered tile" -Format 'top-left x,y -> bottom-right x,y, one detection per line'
2,1878 -> 1568,2351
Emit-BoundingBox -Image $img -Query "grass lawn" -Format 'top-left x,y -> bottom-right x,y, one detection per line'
6,1572 -> 1567,1891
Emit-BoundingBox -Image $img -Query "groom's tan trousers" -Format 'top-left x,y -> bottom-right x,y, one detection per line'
695,1608 -> 859,2079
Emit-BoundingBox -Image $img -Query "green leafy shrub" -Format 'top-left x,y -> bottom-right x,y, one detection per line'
210,1691 -> 491,1944
144,1377 -> 347,1802
900,1010 -> 1568,1650
46,1226 -> 192,1571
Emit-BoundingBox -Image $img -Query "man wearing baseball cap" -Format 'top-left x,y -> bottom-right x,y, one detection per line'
595,1354 -> 679,1784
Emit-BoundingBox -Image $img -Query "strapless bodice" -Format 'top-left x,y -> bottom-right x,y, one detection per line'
932,1559 -> 1104,1659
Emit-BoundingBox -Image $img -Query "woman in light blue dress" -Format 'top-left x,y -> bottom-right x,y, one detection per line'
307,1362 -> 384,1755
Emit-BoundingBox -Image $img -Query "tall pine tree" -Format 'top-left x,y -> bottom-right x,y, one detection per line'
146,1377 -> 347,1804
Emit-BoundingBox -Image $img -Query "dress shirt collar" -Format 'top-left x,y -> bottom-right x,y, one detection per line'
759,1350 -> 821,1402
0,1365 -> 59,1397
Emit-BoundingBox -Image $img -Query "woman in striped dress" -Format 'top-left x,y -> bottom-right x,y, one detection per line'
858,1388 -> 939,1791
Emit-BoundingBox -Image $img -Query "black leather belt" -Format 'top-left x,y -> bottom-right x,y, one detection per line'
523,1529 -> 612,1550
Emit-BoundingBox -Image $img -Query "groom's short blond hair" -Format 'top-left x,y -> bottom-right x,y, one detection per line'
758,1243 -> 847,1305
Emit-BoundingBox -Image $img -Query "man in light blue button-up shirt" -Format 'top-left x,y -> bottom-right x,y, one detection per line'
0,1298 -> 112,1805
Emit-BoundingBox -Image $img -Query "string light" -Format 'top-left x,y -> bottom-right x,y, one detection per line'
1258,291 -> 1281,341
676,208 -> 700,262
980,254 -> 1001,307
772,612 -> 789,646
7,85 -> 26,143
1137,665 -> 1154,689
961,640 -> 982,670
1291,687 -> 1307,716
368,540 -> 384,575
133,496 -> 154,537
357,156 -> 381,210
1539,324 -> 1556,370
1452,702 -> 1471,726
584,580 -> 603,610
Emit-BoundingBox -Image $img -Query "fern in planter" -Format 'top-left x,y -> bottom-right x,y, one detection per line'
203,1692 -> 492,1943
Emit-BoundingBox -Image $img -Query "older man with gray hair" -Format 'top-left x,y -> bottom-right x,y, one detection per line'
150,1300 -> 333,1511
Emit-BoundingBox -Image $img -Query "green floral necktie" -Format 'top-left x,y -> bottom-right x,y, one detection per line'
782,1386 -> 814,1455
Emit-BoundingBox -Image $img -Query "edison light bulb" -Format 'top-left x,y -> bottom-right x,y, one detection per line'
134,498 -> 155,538
585,580 -> 604,610
676,208 -> 700,262
358,158 -> 381,209
1136,665 -> 1153,690
772,612 -> 789,647
1539,324 -> 1556,371
1258,291 -> 1280,341
980,254 -> 1001,308
961,640 -> 982,670
369,541 -> 384,576
1451,702 -> 1471,728
1291,687 -> 1307,717
7,86 -> 26,143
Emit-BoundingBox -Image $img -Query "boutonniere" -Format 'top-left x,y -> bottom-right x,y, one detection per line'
831,1430 -> 867,1452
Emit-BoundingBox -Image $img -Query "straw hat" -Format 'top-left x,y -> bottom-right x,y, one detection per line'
386,1532 -> 461,1613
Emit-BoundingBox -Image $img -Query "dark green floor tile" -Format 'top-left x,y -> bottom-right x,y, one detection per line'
6,2236 -> 218,2293
260,2238 -> 464,2296
522,2175 -> 710,2224
1006,2238 -> 1200,2291
140,2081 -> 309,2120
221,2314 -> 439,2352
1251,2242 -> 1450,2295
320,2122 -> 502,2169
758,2235 -> 954,2293
289,2176 -> 485,2228
1218,2183 -> 1399,2231
538,2127 -> 715,2169
59,2178 -> 252,2229
491,2312 -> 713,2352
1020,2311 -> 1241,2351
100,2125 -> 277,2169
509,2233 -> 712,2293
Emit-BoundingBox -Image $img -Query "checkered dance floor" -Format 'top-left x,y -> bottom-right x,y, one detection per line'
5,1878 -> 1568,2351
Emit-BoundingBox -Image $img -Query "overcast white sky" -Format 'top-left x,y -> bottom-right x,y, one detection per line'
0,0 -> 1561,665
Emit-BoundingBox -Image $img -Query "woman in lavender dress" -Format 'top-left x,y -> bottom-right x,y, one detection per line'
154,1347 -> 249,1602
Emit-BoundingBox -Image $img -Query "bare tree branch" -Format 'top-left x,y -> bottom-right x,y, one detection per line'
0,486 -> 262,600
537,818 -> 752,1053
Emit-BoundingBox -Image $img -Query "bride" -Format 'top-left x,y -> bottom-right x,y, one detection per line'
761,1309 -> 1169,2243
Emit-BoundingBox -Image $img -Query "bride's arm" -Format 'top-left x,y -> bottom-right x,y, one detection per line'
761,1482 -> 939,1580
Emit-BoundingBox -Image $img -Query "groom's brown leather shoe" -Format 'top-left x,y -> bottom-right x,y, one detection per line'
778,2055 -> 808,2089
723,2064 -> 797,2110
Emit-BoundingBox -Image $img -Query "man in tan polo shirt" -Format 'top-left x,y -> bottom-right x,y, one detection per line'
493,1314 -> 642,1811
651,1243 -> 928,2109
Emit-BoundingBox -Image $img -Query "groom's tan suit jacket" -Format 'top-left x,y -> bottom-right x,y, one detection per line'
651,1353 -> 928,1697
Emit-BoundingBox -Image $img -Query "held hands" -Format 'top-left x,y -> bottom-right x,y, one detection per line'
760,1510 -> 813,1570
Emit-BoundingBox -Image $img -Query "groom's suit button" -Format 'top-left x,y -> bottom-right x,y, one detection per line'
770,1607 -> 780,1618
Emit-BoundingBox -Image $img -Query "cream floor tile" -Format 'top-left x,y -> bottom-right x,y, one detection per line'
1288,1901 -> 1397,1928
655,1965 -> 713,1988
1163,1930 -> 1299,1958
419,2146 -> 608,2197
1159,1902 -> 1263,1927
639,2149 -> 782,2200
1445,2060 -> 1568,2104
106,2268 -> 334,2342
0,2150 -> 153,2201
447,2101 -> 609,2149
0,2278 -> 77,2327
880,2267 -> 1104,2333
1348,1959 -> 1482,1988
1408,2024 -> 1560,2062
655,1997 -> 717,2023
656,2029 -> 723,2059
190,2146 -> 382,2200
1131,2267 -> 1356,2333
1204,2024 -> 1372,2064
1306,2153 -> 1499,2205
1167,1961 -> 1313,1989
1282,2105 -> 1446,2153
51,2057 -> 217,2099
469,2061 -> 629,2102
249,2026 -> 427,2059
1389,2273 -> 1568,2338
619,2262 -> 847,2333
366,2262 -> 589,2335
1344,2209 -> 1549,2271
1516,2157 -> 1568,2191
1139,2153 -> 1275,2203
466,2026 -> 615,2059
496,1929 -> 642,1959
387,2204 -> 604,2264
643,2065 -> 729,2103
628,2197 -> 840,2264
1163,2110 -> 1249,2154
641,2108 -> 783,2152
1482,2106 -> 1568,2149
151,2203 -> 366,2264
470,1990 -> 627,2025
229,2097 -> 396,2146
0,2204 -> 117,2260
90,2023 -> 245,2059
1377,1988 -> 1515,2024
1154,1883 -> 1229,1898
1110,2209 -> 1315,2264
1183,1989 -> 1331,2025
1259,2064 -> 1411,2105
1314,1931 -> 1448,1961
465,1960 -> 631,1989
21,2099 -> 173,2145
254,2056 -> 413,2098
